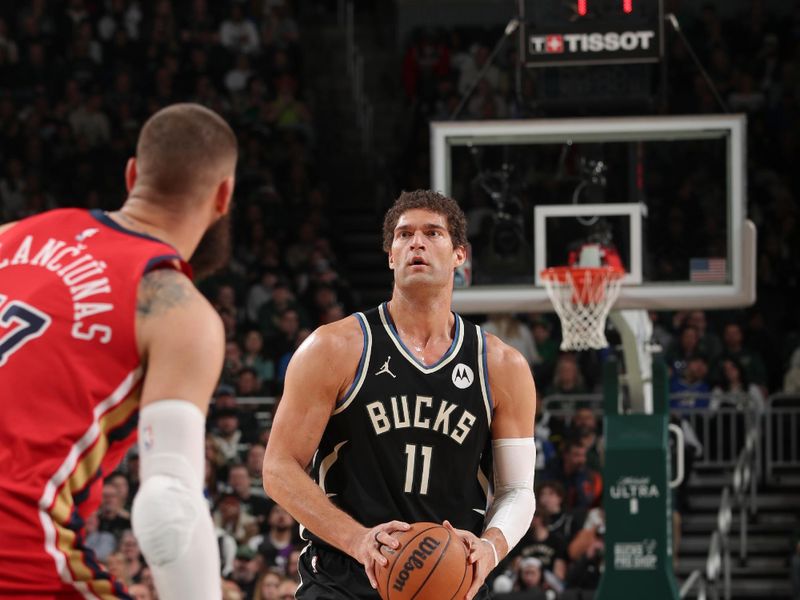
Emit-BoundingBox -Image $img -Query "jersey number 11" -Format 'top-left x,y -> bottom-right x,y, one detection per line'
403,444 -> 433,495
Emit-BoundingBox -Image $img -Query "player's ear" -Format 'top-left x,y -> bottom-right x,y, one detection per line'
388,250 -> 396,271
215,175 -> 235,216
125,158 -> 137,192
453,244 -> 466,267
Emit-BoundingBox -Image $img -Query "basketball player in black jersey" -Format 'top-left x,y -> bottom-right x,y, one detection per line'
264,190 -> 538,599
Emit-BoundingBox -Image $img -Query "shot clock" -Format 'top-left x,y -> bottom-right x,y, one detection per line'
522,0 -> 664,67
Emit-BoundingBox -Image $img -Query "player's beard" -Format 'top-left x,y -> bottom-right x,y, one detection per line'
190,213 -> 232,280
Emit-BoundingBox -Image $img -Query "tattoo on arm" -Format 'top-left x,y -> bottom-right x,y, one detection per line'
137,269 -> 192,317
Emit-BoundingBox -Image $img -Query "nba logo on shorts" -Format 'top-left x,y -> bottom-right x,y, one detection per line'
451,363 -> 474,389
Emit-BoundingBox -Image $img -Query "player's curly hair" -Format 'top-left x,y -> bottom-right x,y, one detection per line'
381,190 -> 468,252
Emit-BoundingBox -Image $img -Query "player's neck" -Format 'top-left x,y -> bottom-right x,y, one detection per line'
387,290 -> 454,342
112,194 -> 207,259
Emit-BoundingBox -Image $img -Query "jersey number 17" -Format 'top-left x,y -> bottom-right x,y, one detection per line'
0,294 -> 51,367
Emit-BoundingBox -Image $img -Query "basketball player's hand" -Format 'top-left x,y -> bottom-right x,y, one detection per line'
442,520 -> 493,600
354,520 -> 411,589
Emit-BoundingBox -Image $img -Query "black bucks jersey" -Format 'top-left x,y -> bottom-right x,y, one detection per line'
304,303 -> 494,548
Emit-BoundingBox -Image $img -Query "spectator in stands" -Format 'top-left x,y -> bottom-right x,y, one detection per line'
212,407 -> 245,465
277,577 -> 299,600
530,315 -> 559,384
286,548 -> 302,582
242,329 -> 276,389
106,552 -> 131,587
514,513 -> 568,588
98,480 -> 131,538
255,504 -> 298,572
214,492 -> 258,546
253,569 -> 282,600
128,583 -> 153,600
261,4 -> 301,50
216,284 -> 243,325
220,5 -> 260,55
566,507 -> 605,592
225,53 -> 254,95
69,90 -> 111,147
106,471 -> 131,511
119,530 -> 144,583
546,354 -> 589,396
237,365 -> 264,397
685,310 -> 723,361
718,322 -> 768,395
544,439 -> 603,510
285,221 -> 319,273
247,269 -> 280,320
265,74 -> 312,137
515,557 -> 548,598
84,510 -> 116,563
223,340 -> 244,384
666,325 -> 703,381
217,383 -> 260,442
712,357 -> 766,411
569,405 -> 603,471
228,463 -> 272,528
482,313 -> 540,370
232,545 -> 260,598
456,43 -> 503,97
670,354 -> 712,409
246,443 -> 269,496
257,282 -> 297,338
537,481 -> 584,548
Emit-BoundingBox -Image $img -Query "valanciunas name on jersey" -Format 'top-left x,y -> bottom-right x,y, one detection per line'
366,395 -> 477,444
0,235 -> 114,343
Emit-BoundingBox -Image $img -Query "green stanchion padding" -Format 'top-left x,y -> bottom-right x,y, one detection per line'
596,357 -> 680,600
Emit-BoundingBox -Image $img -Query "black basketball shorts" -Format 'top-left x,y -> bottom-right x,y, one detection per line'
296,543 -> 490,600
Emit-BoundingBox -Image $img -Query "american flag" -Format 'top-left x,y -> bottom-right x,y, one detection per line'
690,258 -> 727,282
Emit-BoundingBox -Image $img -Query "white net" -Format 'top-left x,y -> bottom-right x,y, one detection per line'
541,267 -> 624,351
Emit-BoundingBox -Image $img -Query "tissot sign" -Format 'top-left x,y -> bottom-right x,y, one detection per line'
525,23 -> 662,67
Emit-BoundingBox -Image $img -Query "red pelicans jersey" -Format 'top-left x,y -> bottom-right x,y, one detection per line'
0,208 -> 191,598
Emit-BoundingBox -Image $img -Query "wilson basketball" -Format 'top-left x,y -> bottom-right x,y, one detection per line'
376,522 -> 472,600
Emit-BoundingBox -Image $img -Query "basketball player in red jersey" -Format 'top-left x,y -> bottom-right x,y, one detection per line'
0,103 -> 236,599
264,191 -> 538,600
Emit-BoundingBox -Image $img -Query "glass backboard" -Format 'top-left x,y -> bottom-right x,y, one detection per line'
431,115 -> 756,313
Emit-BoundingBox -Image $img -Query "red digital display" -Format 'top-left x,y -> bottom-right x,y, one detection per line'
575,0 -> 636,15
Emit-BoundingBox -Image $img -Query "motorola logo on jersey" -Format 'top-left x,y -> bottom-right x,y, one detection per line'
451,363 -> 474,389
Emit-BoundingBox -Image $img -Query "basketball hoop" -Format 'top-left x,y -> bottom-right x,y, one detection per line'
541,266 -> 624,351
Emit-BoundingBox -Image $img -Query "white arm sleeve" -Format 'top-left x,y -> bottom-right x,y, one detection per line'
483,438 -> 537,552
132,400 -> 221,600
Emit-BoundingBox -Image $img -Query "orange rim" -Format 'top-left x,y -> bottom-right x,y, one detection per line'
540,266 -> 624,284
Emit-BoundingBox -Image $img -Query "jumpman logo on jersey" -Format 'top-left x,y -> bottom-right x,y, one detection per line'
375,355 -> 396,378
